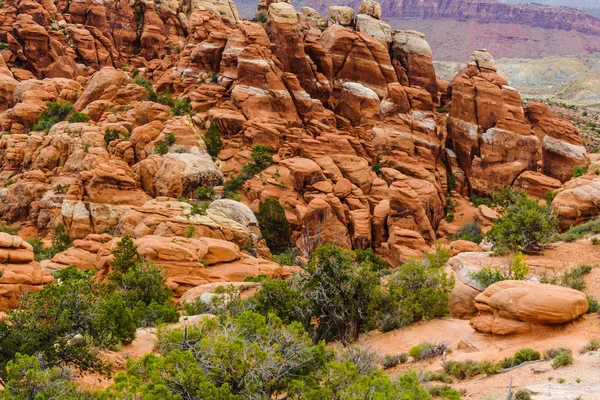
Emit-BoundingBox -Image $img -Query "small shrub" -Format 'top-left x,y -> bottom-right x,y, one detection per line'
469,195 -> 492,207
443,360 -> 481,379
559,218 -> 600,242
2,179 -> 14,188
372,155 -> 383,175
557,378 -> 565,383
514,390 -> 532,400
33,102 -> 74,132
509,252 -> 529,280
445,212 -> 455,222
540,264 -> 593,291
381,354 -> 407,369
171,98 -> 192,116
204,123 -> 223,158
164,132 -> 176,146
337,347 -> 379,376
420,371 -> 453,384
488,197 -> 558,254
153,141 -> 169,155
67,112 -> 90,123
587,295 -> 599,313
428,385 -> 461,400
247,145 -> 273,173
573,165 -> 588,178
104,129 -> 120,147
195,186 -> 215,201
133,76 -> 158,101
490,186 -> 526,208
581,338 -> 600,353
591,237 -> 600,245
452,222 -> 482,244
256,198 -> 290,253
185,224 -> 195,238
409,342 -> 447,360
546,347 -> 573,369
273,247 -> 298,266
499,348 -> 541,369
0,225 -> 18,235
469,267 -> 506,288
545,191 -> 557,205
447,174 -> 456,193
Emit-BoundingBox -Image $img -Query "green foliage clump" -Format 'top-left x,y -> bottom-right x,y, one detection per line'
428,385 -> 462,400
381,353 -> 407,369
0,225 -> 18,235
0,267 -> 131,374
224,145 -> 274,198
514,390 -> 532,400
303,245 -> 383,344
164,132 -> 176,146
104,129 -> 120,147
490,186 -> 527,208
509,251 -> 529,280
451,222 -> 482,244
443,359 -> 498,379
546,348 -> 573,368
204,123 -> 223,158
66,111 -> 90,123
185,224 -> 196,238
372,155 -> 383,175
133,76 -> 158,100
33,102 -> 74,132
256,198 -> 290,253
0,353 -> 89,399
573,165 -> 588,178
101,311 -> 433,399
499,348 -> 541,369
469,267 -> 506,288
581,338 -> 600,353
153,141 -> 169,155
170,98 -> 192,116
108,235 -> 178,327
195,186 -> 215,200
382,249 -> 454,332
539,264 -> 593,291
408,342 -> 447,360
559,218 -> 600,242
32,223 -> 73,261
488,196 -> 558,254
587,295 -> 599,313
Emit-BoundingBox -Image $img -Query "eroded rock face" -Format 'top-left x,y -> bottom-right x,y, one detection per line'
447,50 -> 540,195
44,233 -> 289,297
0,233 -> 53,311
0,0 -> 590,305
552,177 -> 600,230
470,280 -> 589,335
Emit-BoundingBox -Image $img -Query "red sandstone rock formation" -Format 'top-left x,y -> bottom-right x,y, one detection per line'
0,0 -> 593,304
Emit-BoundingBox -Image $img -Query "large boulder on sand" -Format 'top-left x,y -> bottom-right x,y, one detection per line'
470,280 -> 589,335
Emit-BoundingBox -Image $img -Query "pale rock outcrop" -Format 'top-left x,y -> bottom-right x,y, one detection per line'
358,0 -> 383,19
355,14 -> 391,47
193,0 -> 241,24
327,6 -> 354,27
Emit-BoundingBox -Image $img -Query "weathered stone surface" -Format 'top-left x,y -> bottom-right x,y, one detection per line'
471,280 -> 589,335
